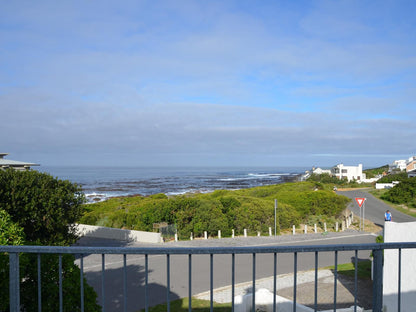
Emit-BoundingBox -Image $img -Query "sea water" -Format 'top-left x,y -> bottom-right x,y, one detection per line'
37,166 -> 307,202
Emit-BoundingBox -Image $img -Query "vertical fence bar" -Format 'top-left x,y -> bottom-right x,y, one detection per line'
59,254 -> 63,312
123,254 -> 127,312
145,254 -> 148,312
167,254 -> 171,312
273,252 -> 277,312
372,249 -> 383,312
398,248 -> 401,312
188,254 -> 192,312
314,251 -> 318,312
354,250 -> 358,312
38,253 -> 42,312
252,253 -> 256,312
232,253 -> 235,312
102,254 -> 105,312
293,252 -> 297,312
334,250 -> 338,312
9,252 -> 20,312
210,253 -> 214,312
80,255 -> 85,312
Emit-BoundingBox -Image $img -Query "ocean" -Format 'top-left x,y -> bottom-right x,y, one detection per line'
36,166 -> 307,202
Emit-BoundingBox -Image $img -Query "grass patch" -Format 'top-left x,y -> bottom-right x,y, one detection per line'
327,260 -> 372,280
138,297 -> 231,312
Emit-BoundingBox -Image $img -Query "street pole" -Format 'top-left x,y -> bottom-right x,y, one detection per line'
363,200 -> 365,232
274,199 -> 277,236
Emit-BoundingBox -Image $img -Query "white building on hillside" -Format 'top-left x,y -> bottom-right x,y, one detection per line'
331,163 -> 364,182
389,159 -> 407,172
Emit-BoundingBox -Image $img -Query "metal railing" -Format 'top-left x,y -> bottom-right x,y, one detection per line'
2,242 -> 416,312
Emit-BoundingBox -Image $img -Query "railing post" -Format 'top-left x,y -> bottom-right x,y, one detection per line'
9,252 -> 20,312
372,249 -> 383,312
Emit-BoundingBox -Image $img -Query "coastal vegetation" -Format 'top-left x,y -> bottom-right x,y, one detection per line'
80,181 -> 351,239
0,169 -> 101,311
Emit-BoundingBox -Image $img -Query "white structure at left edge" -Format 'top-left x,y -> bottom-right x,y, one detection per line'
0,153 -> 39,170
331,164 -> 364,182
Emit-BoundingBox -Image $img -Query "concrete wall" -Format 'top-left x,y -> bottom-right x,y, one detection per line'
75,223 -> 163,243
375,181 -> 399,189
383,221 -> 416,312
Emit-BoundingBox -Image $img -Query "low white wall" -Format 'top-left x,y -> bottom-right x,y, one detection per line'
75,223 -> 163,243
375,181 -> 399,189
383,221 -> 416,311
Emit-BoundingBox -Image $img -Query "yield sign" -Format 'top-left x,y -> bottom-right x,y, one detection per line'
355,197 -> 366,208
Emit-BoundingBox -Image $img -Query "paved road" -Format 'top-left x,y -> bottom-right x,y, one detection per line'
337,189 -> 416,226
78,232 -> 377,311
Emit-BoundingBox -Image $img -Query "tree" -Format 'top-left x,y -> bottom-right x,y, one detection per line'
0,169 -> 101,311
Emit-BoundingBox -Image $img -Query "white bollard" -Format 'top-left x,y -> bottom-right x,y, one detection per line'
336,222 -> 339,232
304,225 -> 307,234
257,231 -> 260,237
204,231 -> 208,240
218,230 -> 221,239
324,223 -> 327,232
314,224 -> 317,233
342,221 -> 345,231
232,229 -> 235,238
293,225 -> 296,235
269,227 -> 272,236
190,232 -> 193,240
175,233 -> 178,242
244,229 -> 247,237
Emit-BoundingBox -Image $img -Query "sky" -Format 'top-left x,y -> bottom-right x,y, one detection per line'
1,0 -> 415,168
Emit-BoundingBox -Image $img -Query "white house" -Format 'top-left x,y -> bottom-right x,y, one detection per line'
389,159 -> 407,172
331,164 -> 364,182
0,153 -> 39,170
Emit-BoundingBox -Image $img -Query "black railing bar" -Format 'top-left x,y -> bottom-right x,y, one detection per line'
102,254 -> 106,312
354,250 -> 358,312
80,255 -> 85,312
37,253 -> 41,312
167,254 -> 171,312
145,254 -> 149,312
232,253 -> 235,312
210,253 -> 214,312
252,253 -> 256,312
398,248 -> 401,312
9,252 -> 20,311
334,250 -> 338,312
273,252 -> 277,312
293,251 -> 297,312
123,254 -> 127,312
2,242 -> 416,255
59,254 -> 63,312
188,254 -> 192,312
314,251 -> 318,312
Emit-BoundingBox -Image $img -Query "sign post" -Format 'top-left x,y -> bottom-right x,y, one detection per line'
355,198 -> 366,231
274,199 -> 277,236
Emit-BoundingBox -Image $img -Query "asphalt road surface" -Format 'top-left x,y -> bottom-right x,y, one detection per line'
78,232 -> 378,311
337,189 -> 416,226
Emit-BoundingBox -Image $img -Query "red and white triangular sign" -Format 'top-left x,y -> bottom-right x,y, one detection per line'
355,197 -> 366,208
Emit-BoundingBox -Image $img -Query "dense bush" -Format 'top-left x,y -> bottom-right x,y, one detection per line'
377,171 -> 409,183
381,178 -> 416,207
0,169 -> 100,312
80,181 -> 350,239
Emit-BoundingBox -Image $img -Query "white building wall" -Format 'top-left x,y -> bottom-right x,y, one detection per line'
332,164 -> 363,182
383,221 -> 416,312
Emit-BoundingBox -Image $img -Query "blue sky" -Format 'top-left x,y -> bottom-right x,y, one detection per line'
1,0 -> 415,168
